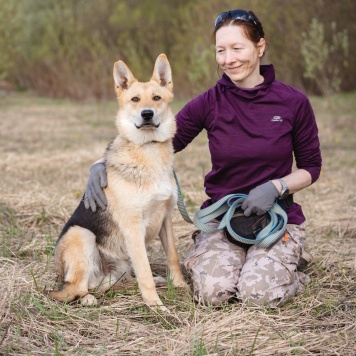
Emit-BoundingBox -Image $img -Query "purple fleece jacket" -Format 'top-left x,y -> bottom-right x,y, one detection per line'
173,65 -> 322,224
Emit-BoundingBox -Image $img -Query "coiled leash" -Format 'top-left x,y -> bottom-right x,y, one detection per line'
174,171 -> 288,248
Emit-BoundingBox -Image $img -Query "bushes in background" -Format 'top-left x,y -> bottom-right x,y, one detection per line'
0,0 -> 354,100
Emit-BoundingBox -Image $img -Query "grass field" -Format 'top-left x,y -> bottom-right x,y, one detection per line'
0,91 -> 355,355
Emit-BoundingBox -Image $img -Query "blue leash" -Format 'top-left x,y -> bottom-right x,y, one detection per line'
174,171 -> 288,248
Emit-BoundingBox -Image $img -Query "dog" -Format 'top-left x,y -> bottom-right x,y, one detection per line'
46,54 -> 188,310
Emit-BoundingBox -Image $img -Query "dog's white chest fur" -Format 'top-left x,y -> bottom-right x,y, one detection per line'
110,169 -> 175,202
148,171 -> 176,200
105,138 -> 177,213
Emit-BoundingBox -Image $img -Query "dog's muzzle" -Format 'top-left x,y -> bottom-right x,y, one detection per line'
135,109 -> 160,128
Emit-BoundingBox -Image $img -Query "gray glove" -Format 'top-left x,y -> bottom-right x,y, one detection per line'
241,181 -> 279,216
84,162 -> 108,212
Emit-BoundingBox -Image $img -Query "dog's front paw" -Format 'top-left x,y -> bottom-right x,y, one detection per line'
145,297 -> 170,313
177,281 -> 191,291
81,294 -> 98,306
157,305 -> 170,313
171,276 -> 190,290
148,302 -> 170,314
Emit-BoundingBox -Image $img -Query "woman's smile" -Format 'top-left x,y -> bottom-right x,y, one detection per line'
226,64 -> 243,71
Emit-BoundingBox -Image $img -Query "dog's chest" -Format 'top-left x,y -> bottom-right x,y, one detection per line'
111,169 -> 174,197
105,140 -> 176,207
107,162 -> 176,207
149,175 -> 175,201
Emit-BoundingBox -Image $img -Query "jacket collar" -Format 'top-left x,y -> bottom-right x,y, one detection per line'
217,64 -> 275,100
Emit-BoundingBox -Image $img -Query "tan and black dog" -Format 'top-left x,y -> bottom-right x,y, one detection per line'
47,54 -> 188,310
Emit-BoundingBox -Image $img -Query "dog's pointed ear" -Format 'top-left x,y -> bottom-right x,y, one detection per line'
151,54 -> 173,92
113,61 -> 137,91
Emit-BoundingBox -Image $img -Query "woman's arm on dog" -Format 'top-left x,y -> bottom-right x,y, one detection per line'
84,158 -> 108,212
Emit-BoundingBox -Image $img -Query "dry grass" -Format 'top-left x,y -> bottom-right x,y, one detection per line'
0,91 -> 355,355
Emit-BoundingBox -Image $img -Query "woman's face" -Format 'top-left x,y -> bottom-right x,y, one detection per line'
215,25 -> 266,88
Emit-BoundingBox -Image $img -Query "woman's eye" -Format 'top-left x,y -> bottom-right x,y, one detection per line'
131,97 -> 140,102
153,96 -> 161,101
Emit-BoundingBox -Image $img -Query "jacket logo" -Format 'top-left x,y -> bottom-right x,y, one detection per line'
271,116 -> 283,122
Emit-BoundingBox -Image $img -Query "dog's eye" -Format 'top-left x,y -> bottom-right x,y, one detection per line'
131,97 -> 140,102
153,96 -> 161,101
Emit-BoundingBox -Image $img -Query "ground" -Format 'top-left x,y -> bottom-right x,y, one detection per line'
0,91 -> 355,355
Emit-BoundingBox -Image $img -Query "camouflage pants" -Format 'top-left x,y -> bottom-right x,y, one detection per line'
184,221 -> 308,307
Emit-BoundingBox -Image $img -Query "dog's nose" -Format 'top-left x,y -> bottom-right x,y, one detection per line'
141,109 -> 154,121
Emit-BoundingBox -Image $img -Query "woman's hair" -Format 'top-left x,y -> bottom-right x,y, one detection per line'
213,10 -> 267,52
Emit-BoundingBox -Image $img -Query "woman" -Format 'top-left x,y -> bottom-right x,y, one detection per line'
84,9 -> 322,307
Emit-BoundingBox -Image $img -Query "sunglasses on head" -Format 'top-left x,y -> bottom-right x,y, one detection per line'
214,9 -> 262,36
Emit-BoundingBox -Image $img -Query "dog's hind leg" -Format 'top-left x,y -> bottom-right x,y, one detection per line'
47,226 -> 102,306
95,257 -> 133,293
159,216 -> 189,289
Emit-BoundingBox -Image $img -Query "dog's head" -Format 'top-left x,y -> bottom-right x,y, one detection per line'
113,54 -> 176,145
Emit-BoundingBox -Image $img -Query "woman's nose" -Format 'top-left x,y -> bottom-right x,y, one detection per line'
225,50 -> 236,64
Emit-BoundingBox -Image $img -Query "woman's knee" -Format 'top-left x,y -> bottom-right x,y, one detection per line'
238,283 -> 280,307
184,229 -> 246,305
187,251 -> 245,304
238,281 -> 297,307
237,256 -> 298,307
193,273 -> 238,305
236,225 -> 306,307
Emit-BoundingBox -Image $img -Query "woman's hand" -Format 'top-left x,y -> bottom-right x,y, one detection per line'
241,181 -> 279,216
84,162 -> 108,212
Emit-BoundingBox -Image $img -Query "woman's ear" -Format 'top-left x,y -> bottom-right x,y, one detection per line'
257,38 -> 267,58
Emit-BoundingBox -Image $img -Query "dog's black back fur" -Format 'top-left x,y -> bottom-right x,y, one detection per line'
58,198 -> 114,244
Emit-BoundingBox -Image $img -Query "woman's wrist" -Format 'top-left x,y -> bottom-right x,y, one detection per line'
92,158 -> 105,167
271,179 -> 283,194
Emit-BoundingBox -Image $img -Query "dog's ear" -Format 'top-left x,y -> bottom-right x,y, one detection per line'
113,61 -> 137,91
151,54 -> 173,92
